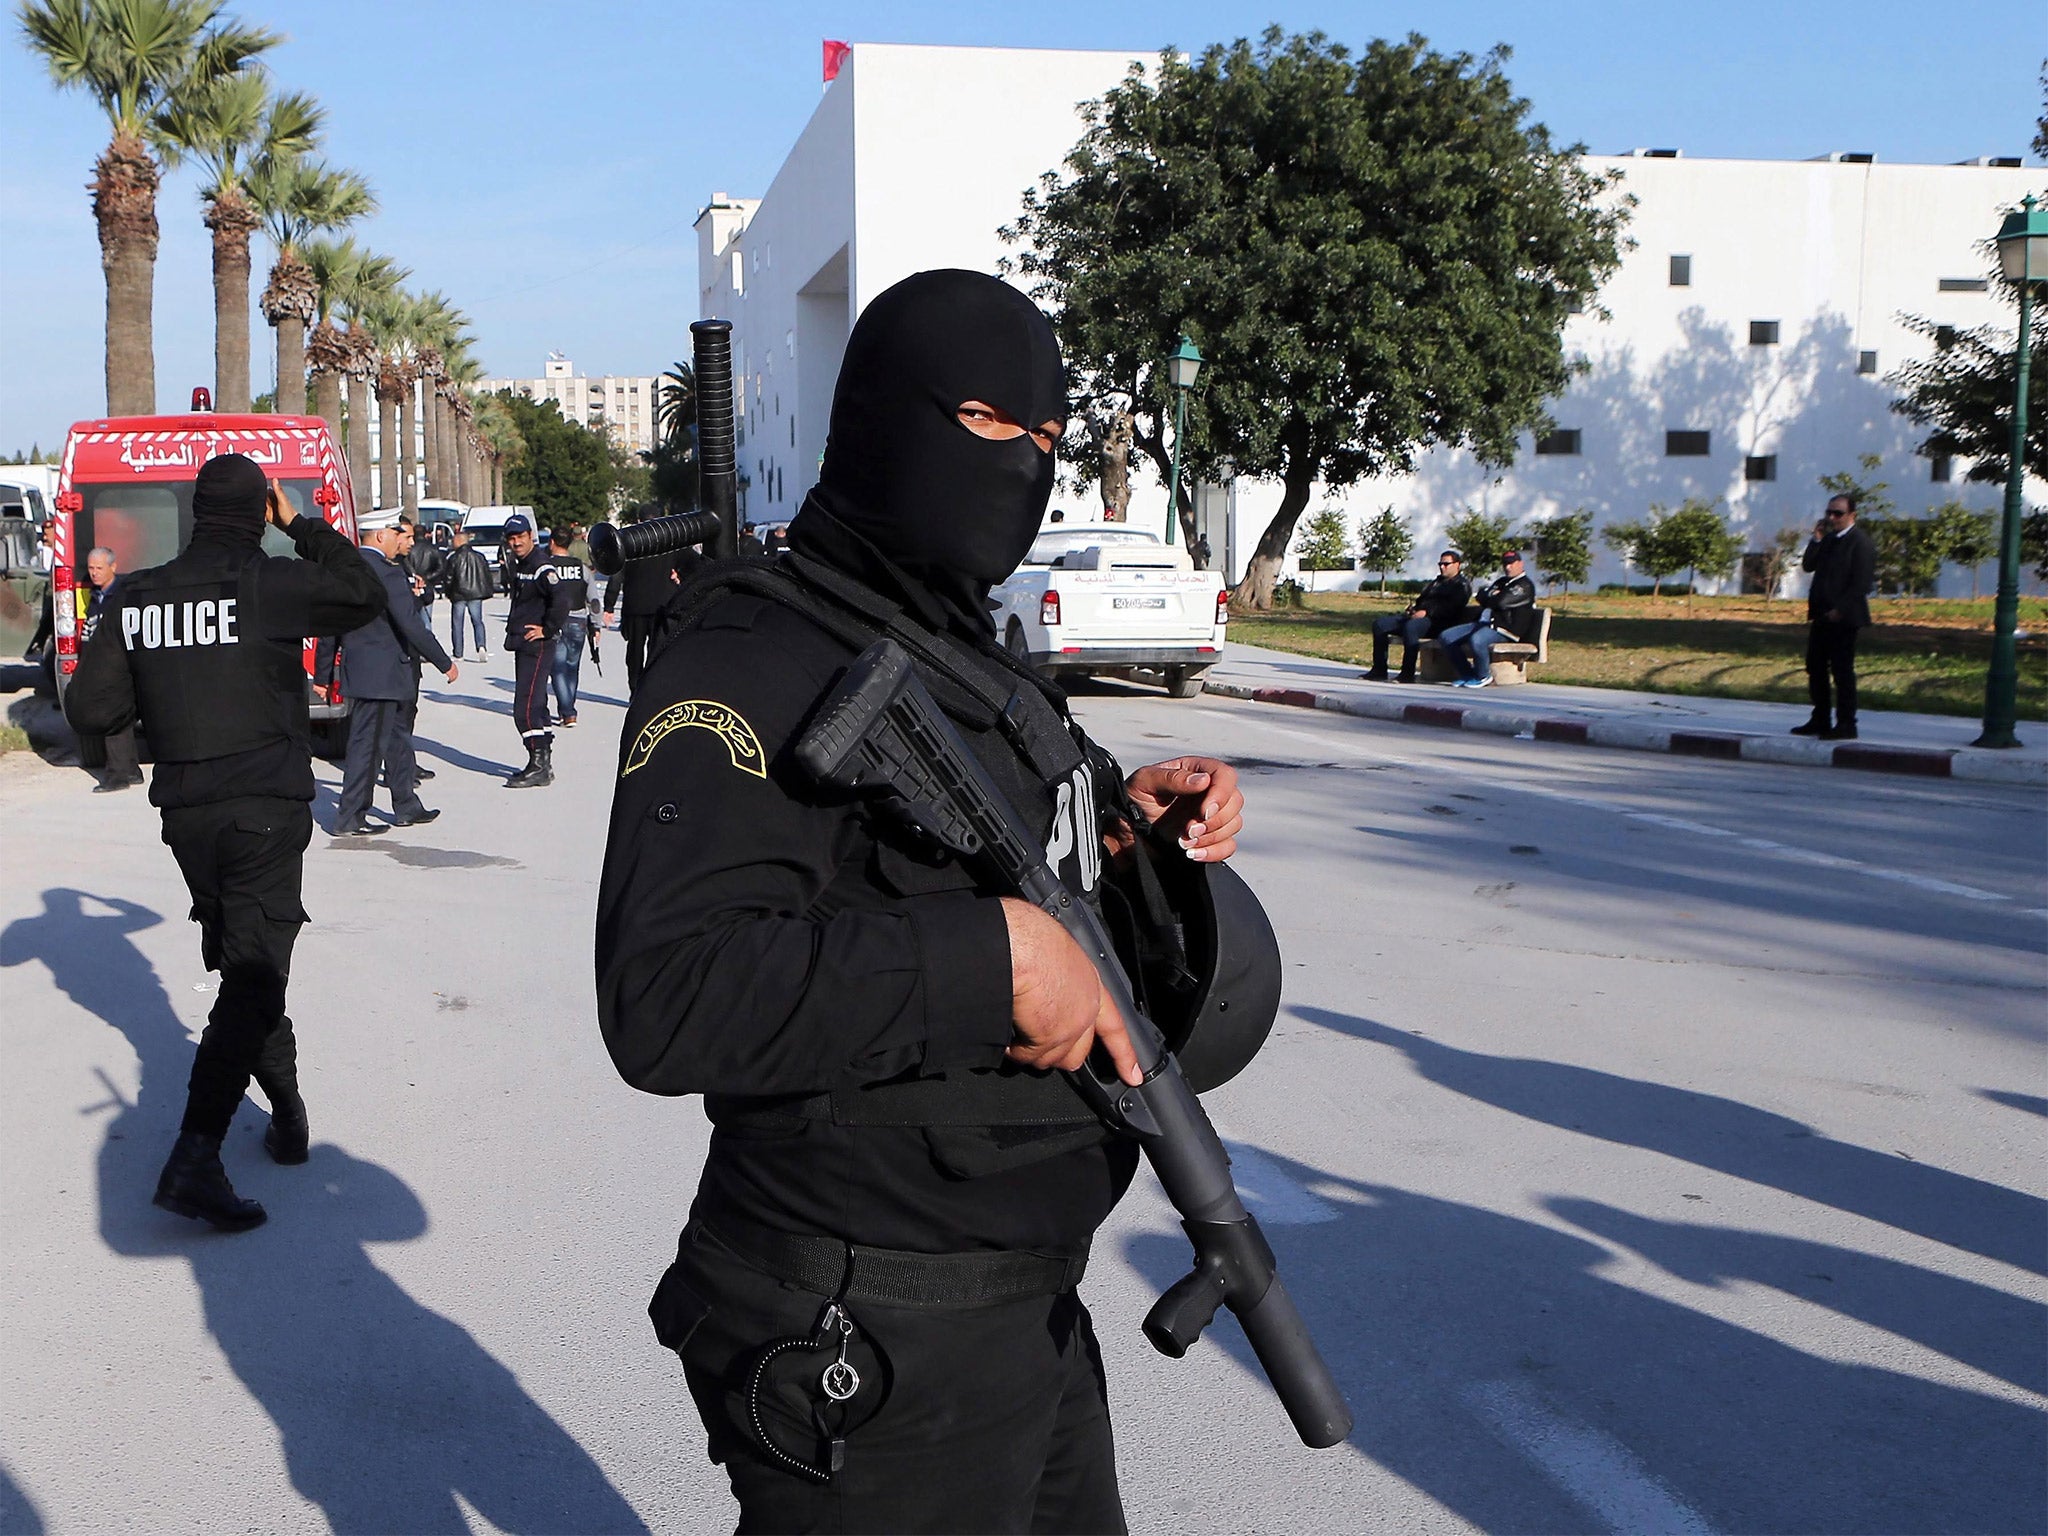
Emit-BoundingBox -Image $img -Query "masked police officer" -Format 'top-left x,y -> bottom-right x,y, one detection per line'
596,271 -> 1244,1532
65,454 -> 387,1230
501,512 -> 573,787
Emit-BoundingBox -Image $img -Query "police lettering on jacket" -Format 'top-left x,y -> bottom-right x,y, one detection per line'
122,594 -> 238,651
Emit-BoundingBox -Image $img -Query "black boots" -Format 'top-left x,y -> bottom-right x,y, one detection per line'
505,741 -> 554,788
1790,716 -> 1828,736
261,1093 -> 309,1165
154,1131 -> 266,1232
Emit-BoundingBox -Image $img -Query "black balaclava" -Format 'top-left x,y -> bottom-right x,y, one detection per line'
189,452 -> 268,551
793,270 -> 1066,636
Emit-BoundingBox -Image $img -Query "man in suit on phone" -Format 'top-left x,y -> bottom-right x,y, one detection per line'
334,520 -> 458,833
1793,493 -> 1878,741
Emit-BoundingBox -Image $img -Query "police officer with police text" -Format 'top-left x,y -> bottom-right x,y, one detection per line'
65,454 -> 387,1230
502,513 -> 572,787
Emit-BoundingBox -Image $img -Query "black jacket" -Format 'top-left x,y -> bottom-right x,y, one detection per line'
605,548 -> 700,620
339,547 -> 453,701
1412,573 -> 1473,634
1803,523 -> 1876,627
66,514 -> 385,807
1475,572 -> 1539,641
442,543 -> 495,601
596,563 -> 1139,1255
505,546 -> 574,653
404,540 -> 446,596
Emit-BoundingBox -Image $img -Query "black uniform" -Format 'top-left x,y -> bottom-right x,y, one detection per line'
65,454 -> 386,1229
596,272 -> 1139,1532
604,547 -> 699,691
505,543 -> 573,747
1474,569 -> 1539,640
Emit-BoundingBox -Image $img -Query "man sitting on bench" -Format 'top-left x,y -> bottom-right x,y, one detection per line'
1439,548 -> 1538,689
1364,550 -> 1470,683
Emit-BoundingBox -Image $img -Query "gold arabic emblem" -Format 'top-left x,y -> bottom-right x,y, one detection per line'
622,699 -> 767,779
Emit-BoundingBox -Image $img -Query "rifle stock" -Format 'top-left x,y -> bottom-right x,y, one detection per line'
796,638 -> 1353,1449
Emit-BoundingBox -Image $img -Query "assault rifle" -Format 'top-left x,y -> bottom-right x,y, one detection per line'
795,638 -> 1353,1449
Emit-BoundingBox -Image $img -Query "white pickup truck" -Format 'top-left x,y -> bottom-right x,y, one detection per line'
992,525 -> 1227,698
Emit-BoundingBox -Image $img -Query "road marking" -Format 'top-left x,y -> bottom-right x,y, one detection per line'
1465,1378 -> 1715,1535
1239,716 -> 2047,918
1220,1139 -> 1340,1225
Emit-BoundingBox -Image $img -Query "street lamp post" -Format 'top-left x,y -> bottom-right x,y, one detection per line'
1976,193 -> 2048,750
1163,336 -> 1204,547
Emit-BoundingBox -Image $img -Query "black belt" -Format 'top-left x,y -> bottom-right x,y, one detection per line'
695,1215 -> 1088,1310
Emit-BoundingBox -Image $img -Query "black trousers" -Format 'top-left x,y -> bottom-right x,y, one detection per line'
159,796 -> 312,1139
653,1221 -> 1125,1535
335,696 -> 424,827
512,645 -> 553,744
1806,618 -> 1860,727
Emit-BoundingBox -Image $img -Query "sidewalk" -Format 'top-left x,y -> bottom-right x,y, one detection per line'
1200,641 -> 2048,785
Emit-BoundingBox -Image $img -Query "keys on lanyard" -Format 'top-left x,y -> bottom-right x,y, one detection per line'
819,1303 -> 860,1401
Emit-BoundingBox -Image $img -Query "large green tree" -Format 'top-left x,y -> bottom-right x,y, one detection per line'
499,392 -> 610,527
1005,27 -> 1628,608
20,0 -> 278,415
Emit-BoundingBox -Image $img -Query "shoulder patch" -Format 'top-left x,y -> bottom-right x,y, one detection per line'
623,699 -> 766,779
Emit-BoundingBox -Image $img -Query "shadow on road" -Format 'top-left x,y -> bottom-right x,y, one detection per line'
411,733 -> 519,779
1124,1140 -> 2045,1533
1302,1006 -> 2047,1276
0,889 -> 646,1534
0,1460 -> 43,1535
1978,1087 -> 2048,1119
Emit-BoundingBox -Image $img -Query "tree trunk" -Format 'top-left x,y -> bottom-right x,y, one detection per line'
1100,409 -> 1133,521
377,385 -> 399,512
312,371 -> 342,434
427,389 -> 446,498
205,191 -> 260,413
348,371 -> 374,508
399,384 -> 419,517
493,455 -> 503,504
93,132 -> 159,417
1229,447 -> 1319,611
307,320 -> 349,436
274,315 -> 305,413
261,253 -> 317,414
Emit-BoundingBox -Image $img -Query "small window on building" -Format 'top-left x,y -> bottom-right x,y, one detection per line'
1669,254 -> 1692,286
1666,429 -> 1711,457
1935,325 -> 1958,348
1744,455 -> 1778,482
1937,277 -> 1989,293
789,417 -> 796,447
1931,455 -> 1953,483
1857,350 -> 1878,374
1749,320 -> 1780,345
1534,429 -> 1581,456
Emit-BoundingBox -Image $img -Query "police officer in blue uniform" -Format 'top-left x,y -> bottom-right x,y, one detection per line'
65,454 -> 387,1230
501,513 -> 573,787
596,271 -> 1244,1532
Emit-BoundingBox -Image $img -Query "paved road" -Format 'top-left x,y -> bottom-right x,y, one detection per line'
1,637 -> 2041,1534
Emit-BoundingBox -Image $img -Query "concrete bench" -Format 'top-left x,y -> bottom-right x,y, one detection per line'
1415,607 -> 1552,685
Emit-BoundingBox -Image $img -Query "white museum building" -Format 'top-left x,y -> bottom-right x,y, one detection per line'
697,42 -> 2042,590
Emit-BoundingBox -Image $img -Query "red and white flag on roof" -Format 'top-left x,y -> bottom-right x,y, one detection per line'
823,40 -> 851,82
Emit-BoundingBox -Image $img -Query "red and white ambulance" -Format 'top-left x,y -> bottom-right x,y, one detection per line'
51,394 -> 361,752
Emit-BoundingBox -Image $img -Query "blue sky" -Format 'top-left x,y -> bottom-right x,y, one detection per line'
2,0 -> 2043,454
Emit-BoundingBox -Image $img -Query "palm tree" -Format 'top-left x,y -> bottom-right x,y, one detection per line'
444,352 -> 484,502
648,359 -> 698,510
250,154 -> 373,413
20,0 -> 278,415
313,243 -> 406,496
405,290 -> 466,502
471,393 -> 520,506
156,76 -> 318,411
363,290 -> 414,512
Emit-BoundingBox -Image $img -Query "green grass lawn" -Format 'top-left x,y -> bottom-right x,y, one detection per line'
1231,591 -> 2048,720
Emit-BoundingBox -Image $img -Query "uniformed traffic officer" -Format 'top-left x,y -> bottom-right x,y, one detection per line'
65,453 -> 387,1231
500,512 -> 573,787
596,270 -> 1244,1532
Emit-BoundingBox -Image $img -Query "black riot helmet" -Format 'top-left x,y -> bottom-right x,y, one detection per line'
1104,829 -> 1283,1095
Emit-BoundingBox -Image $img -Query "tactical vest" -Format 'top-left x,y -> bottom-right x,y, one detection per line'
545,551 -> 590,611
117,547 -> 306,763
669,554 -> 1176,1173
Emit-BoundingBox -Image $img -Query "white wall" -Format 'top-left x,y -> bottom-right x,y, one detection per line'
701,43 -> 2043,590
